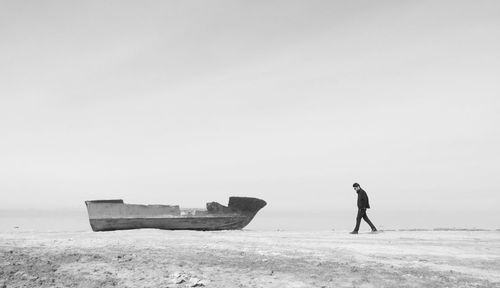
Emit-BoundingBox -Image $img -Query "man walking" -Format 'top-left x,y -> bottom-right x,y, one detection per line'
350,183 -> 377,234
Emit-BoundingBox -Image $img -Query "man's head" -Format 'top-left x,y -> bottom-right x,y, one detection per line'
353,183 -> 361,191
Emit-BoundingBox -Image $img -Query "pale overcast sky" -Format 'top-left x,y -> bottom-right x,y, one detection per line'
1,1 -> 499,227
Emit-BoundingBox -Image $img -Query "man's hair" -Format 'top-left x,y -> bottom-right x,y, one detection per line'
353,183 -> 360,187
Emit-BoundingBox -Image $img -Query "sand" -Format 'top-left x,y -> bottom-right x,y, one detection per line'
0,229 -> 499,288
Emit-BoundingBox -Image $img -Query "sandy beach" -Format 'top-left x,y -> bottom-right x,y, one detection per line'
1,229 -> 499,288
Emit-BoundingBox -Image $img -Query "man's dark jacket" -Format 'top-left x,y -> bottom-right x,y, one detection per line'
357,188 -> 371,209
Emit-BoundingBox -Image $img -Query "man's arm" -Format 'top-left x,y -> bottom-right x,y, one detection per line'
360,191 -> 369,209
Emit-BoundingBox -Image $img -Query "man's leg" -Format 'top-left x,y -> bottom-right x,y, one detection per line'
352,209 -> 363,232
362,212 -> 377,231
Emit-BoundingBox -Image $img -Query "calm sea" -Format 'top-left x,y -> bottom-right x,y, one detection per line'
0,208 -> 496,232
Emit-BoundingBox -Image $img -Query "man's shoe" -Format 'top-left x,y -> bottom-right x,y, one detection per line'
349,231 -> 358,234
371,229 -> 378,232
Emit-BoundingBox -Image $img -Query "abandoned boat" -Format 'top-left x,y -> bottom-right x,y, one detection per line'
84,196 -> 266,231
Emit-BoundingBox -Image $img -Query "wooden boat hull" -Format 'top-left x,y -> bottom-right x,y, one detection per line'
89,216 -> 253,231
85,197 -> 266,232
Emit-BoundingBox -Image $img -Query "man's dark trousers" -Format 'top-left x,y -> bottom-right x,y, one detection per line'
354,208 -> 376,232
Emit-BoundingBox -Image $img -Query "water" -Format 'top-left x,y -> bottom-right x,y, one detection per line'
0,208 -> 497,232
0,209 -> 90,232
0,209 -> 345,232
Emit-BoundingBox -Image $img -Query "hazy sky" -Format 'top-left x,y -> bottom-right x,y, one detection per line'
1,1 -> 499,227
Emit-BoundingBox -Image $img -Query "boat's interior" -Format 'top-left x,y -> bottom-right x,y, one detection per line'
85,200 -> 238,219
